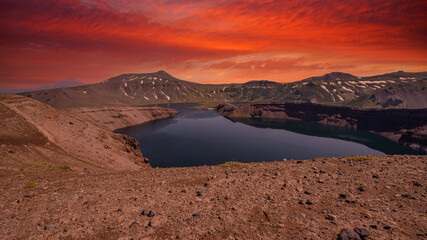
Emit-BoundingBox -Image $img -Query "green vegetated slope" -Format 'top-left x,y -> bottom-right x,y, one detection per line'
21,70 -> 427,109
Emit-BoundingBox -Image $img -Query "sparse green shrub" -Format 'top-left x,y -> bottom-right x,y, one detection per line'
23,180 -> 36,189
54,186 -> 65,192
217,161 -> 245,167
59,165 -> 70,171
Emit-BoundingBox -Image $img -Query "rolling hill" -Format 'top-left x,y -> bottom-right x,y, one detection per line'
1,78 -> 84,94
20,70 -> 427,109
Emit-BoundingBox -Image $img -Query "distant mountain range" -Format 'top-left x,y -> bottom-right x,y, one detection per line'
0,78 -> 84,94
19,70 -> 427,109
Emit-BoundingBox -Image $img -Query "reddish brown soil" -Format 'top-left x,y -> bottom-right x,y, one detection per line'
1,155 -> 425,240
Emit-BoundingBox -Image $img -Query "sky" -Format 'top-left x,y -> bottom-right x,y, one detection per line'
0,0 -> 426,88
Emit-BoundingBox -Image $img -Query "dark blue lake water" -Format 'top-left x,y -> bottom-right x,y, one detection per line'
117,104 -> 424,167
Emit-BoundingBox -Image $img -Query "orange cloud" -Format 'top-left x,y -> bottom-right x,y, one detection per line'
0,0 -> 426,88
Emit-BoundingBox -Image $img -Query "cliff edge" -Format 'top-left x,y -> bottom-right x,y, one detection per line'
0,94 -> 148,172
67,106 -> 177,131
218,103 -> 427,151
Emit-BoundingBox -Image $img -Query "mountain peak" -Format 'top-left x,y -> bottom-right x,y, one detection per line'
301,72 -> 358,83
322,72 -> 357,80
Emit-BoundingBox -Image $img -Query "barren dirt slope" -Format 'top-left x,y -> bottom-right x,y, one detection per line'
0,155 -> 425,239
67,106 -> 177,131
0,94 -> 146,172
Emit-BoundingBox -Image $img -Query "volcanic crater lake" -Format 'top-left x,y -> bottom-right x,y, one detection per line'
117,104 -> 424,167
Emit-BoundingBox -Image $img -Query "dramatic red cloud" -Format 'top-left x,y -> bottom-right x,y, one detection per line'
0,0 -> 426,88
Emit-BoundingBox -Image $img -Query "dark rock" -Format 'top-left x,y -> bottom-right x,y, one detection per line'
320,169 -> 326,173
305,200 -> 313,205
147,210 -> 155,217
372,174 -> 379,178
369,225 -> 377,229
337,229 -> 361,240
204,183 -> 209,187
354,227 -> 370,239
304,191 -> 311,195
345,199 -> 357,204
8,150 -> 14,154
383,225 -> 391,230
325,214 -> 336,221
413,182 -> 422,187
83,200 -> 90,205
298,200 -> 304,205
339,194 -> 348,199
141,209 -> 151,216
129,221 -> 137,228
196,191 -> 202,196
402,194 -> 411,198
358,185 -> 366,192
297,160 -> 303,164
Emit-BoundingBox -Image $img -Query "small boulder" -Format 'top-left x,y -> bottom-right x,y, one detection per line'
337,229 -> 361,240
44,224 -> 56,230
354,227 -> 370,239
192,211 -> 203,217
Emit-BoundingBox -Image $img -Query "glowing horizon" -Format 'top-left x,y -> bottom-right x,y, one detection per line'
1,0 -> 426,88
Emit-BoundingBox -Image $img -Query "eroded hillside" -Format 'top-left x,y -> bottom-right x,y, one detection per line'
0,94 -> 149,172
21,71 -> 427,109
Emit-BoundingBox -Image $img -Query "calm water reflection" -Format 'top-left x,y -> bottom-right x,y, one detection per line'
117,104 -> 424,167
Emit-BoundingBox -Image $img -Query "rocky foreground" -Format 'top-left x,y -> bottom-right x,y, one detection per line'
0,155 -> 425,239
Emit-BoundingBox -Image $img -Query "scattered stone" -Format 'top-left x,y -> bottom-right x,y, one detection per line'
129,221 -> 137,228
369,225 -> 377,229
304,191 -> 311,195
196,191 -> 202,196
353,227 -> 370,239
305,200 -> 313,205
402,194 -> 411,198
358,185 -> 366,192
325,214 -> 336,221
320,169 -> 326,173
383,225 -> 391,230
413,182 -> 422,187
204,183 -> 209,187
44,224 -> 56,230
345,199 -> 357,204
337,229 -> 361,240
147,211 -> 155,217
298,200 -> 304,205
141,210 -> 155,217
372,174 -> 379,178
339,194 -> 348,199
192,211 -> 202,217
83,200 -> 90,205
8,150 -> 14,154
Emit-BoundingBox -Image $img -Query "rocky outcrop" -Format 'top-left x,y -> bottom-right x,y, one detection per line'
0,94 -> 149,172
67,106 -> 178,131
217,103 -> 427,151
